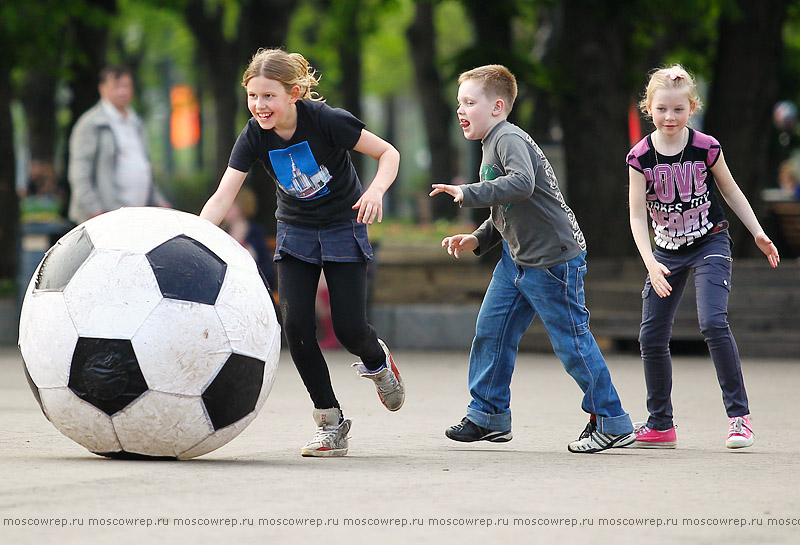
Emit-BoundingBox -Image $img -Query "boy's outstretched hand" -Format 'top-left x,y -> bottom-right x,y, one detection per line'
755,232 -> 780,268
441,234 -> 478,259
429,184 -> 464,203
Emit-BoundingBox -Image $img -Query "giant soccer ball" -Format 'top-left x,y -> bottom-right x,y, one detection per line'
18,207 -> 281,460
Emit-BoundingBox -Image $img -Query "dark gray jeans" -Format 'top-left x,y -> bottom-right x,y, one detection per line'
639,231 -> 748,430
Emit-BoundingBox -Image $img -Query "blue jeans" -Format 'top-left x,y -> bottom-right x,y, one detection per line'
639,231 -> 748,430
466,244 -> 632,435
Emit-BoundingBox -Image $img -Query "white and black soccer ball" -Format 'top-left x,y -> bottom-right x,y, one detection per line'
18,207 -> 281,460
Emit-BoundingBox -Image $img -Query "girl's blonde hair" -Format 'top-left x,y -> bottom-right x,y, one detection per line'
639,64 -> 703,116
242,48 -> 323,101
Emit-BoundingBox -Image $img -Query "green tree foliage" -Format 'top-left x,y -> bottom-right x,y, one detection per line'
4,0 -> 800,280
0,0 -> 116,278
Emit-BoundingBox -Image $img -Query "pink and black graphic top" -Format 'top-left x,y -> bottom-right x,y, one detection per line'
626,128 -> 726,251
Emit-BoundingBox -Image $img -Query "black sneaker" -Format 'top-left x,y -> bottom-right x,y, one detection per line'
567,417 -> 635,453
445,417 -> 512,443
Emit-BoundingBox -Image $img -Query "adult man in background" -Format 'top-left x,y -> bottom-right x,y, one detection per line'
67,65 -> 169,224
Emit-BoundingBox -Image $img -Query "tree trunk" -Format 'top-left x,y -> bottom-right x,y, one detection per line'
458,0 -> 516,68
558,1 -> 635,257
239,0 -> 296,234
334,0 -> 364,175
184,0 -> 241,180
407,0 -> 457,220
703,0 -> 789,256
21,71 -> 58,163
238,0 -> 296,56
383,94 -> 398,215
63,1 -> 115,217
529,3 -> 563,144
66,0 -> 116,130
185,0 -> 295,227
0,71 -> 18,279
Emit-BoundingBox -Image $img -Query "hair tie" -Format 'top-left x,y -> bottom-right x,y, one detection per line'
667,66 -> 687,80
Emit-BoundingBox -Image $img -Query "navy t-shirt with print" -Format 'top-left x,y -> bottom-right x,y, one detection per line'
626,128 -> 727,251
228,100 -> 366,227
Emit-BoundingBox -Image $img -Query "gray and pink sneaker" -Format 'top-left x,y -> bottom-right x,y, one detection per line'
352,339 -> 405,411
726,415 -> 754,449
301,408 -> 351,457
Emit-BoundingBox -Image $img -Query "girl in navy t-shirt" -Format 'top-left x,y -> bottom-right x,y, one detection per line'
201,49 -> 404,457
626,65 -> 779,450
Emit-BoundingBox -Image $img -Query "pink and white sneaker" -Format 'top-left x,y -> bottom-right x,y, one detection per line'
726,415 -> 754,449
629,422 -> 677,448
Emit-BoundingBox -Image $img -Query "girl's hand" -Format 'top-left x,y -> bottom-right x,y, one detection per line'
429,184 -> 464,203
352,186 -> 384,224
647,261 -> 673,298
755,232 -> 780,268
441,234 -> 478,259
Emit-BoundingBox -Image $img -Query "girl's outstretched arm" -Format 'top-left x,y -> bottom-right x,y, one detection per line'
712,152 -> 780,268
200,167 -> 248,226
351,129 -> 400,224
629,167 -> 673,297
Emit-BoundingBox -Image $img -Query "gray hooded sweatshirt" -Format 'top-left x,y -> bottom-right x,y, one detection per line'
461,120 -> 586,268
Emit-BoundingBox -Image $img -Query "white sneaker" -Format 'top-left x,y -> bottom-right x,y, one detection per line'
301,408 -> 351,457
352,339 -> 405,411
567,417 -> 636,453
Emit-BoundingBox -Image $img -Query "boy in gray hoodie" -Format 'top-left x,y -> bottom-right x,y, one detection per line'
430,64 -> 633,453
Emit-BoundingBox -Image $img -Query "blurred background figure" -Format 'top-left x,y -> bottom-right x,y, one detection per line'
777,157 -> 800,200
222,185 -> 276,289
20,159 -> 67,223
315,272 -> 339,350
67,65 -> 170,224
224,185 -> 336,348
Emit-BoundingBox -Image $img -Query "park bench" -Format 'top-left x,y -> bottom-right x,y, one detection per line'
373,243 -> 800,358
766,200 -> 800,256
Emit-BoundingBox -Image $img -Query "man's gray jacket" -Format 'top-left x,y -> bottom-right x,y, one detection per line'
67,102 -> 167,223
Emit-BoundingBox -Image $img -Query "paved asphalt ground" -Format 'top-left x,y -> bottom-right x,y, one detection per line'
1,346 -> 798,544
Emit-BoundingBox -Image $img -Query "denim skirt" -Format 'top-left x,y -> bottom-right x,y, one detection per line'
274,220 -> 374,266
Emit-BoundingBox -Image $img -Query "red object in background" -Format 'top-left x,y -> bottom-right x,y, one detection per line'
316,282 -> 340,350
628,99 -> 642,145
170,85 -> 200,150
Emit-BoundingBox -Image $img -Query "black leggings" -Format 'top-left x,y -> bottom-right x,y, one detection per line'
277,254 -> 384,409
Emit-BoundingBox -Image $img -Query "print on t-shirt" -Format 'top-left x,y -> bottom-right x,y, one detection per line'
643,160 -> 713,248
626,129 -> 725,250
481,163 -> 514,214
269,142 -> 331,200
